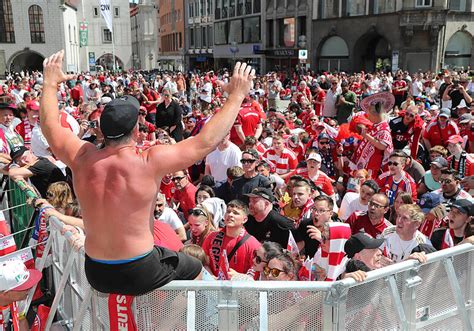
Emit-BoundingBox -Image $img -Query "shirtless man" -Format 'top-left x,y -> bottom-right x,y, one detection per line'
40,50 -> 255,296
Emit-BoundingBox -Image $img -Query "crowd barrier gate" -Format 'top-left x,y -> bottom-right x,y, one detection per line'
44,218 -> 473,331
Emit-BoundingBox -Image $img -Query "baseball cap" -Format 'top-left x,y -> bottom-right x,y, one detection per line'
430,105 -> 439,111
242,149 -> 259,160
450,199 -> 474,216
344,233 -> 384,258
318,132 -> 331,141
26,100 -> 40,111
100,96 -> 112,105
459,113 -> 472,124
306,152 -> 322,162
418,192 -> 442,213
447,135 -> 463,145
0,103 -> 17,112
10,145 -> 28,161
439,108 -> 451,118
0,260 -> 42,292
431,156 -> 448,169
456,99 -> 468,109
245,187 -> 276,203
100,96 -> 140,139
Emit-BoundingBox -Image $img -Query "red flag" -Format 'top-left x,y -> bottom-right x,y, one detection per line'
287,231 -> 299,257
108,294 -> 137,331
30,304 -> 50,331
217,250 -> 230,280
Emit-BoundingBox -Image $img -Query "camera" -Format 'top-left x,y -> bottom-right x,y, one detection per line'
88,120 -> 98,129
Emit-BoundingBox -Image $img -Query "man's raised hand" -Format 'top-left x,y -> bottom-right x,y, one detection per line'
43,50 -> 74,87
217,62 -> 255,99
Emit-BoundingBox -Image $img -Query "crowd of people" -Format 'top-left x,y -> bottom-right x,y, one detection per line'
1,52 -> 474,327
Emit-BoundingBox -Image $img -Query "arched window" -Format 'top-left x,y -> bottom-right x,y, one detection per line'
0,0 -> 15,43
319,36 -> 350,72
28,5 -> 45,43
445,31 -> 472,69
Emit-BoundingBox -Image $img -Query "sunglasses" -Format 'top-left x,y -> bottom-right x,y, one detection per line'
172,176 -> 185,182
241,159 -> 256,164
387,161 -> 399,166
440,178 -> 454,184
319,140 -> 330,145
189,208 -> 207,217
253,251 -> 268,264
139,112 -> 147,116
263,266 -> 286,278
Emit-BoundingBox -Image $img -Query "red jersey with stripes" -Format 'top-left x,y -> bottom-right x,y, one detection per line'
307,171 -> 335,196
447,153 -> 474,178
263,147 -> 298,175
345,211 -> 391,239
376,171 -> 417,205
230,102 -> 265,146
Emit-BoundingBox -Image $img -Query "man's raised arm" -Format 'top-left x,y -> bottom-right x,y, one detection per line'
148,62 -> 255,175
40,50 -> 92,166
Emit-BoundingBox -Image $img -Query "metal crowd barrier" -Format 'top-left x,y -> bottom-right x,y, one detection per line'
45,216 -> 474,331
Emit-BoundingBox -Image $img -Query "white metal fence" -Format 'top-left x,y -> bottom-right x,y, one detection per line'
40,217 -> 473,331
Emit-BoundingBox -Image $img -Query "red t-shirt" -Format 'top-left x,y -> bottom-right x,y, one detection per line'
230,102 -> 265,146
376,171 -> 417,205
263,148 -> 298,175
307,171 -> 334,196
202,229 -> 261,276
314,90 -> 326,117
160,179 -> 174,204
153,221 -> 184,251
423,120 -> 460,147
392,80 -> 407,96
173,183 -> 197,219
346,212 -> 391,239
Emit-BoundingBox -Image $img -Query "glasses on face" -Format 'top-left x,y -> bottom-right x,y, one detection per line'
312,208 -> 330,215
253,251 -> 268,264
319,140 -> 330,145
163,94 -> 171,97
440,178 -> 454,185
139,112 -> 147,116
241,159 -> 256,164
189,208 -> 207,217
263,266 -> 286,278
172,176 -> 185,182
405,113 -> 416,118
331,82 -> 338,85
369,201 -> 386,209
387,161 -> 399,167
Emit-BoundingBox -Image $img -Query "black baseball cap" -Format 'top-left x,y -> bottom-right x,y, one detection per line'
242,149 -> 259,160
100,96 -> 140,139
345,233 -> 384,258
244,187 -> 276,203
10,145 -> 28,161
450,199 -> 474,216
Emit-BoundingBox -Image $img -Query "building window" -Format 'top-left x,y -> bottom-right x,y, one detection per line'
415,0 -> 432,7
243,16 -> 260,43
0,0 -> 15,43
103,28 -> 112,43
222,0 -> 229,18
214,21 -> 228,44
229,0 -> 235,17
189,2 -> 193,18
237,0 -> 244,15
345,0 -> 366,16
179,32 -> 182,48
190,27 -> 194,47
279,18 -> 295,47
374,0 -> 395,14
28,5 -> 45,43
450,0 -> 466,11
253,0 -> 260,12
202,26 -> 207,47
229,19 -> 242,43
93,6 -> 99,17
320,0 -> 340,18
114,7 -> 120,18
245,0 -> 252,14
208,26 -> 213,46
207,0 -> 212,15
215,0 -> 221,19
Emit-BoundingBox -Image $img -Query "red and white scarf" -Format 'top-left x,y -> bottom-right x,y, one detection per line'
314,223 -> 351,281
441,229 -> 455,250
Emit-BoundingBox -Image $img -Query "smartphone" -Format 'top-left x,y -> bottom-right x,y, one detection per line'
89,120 -> 98,129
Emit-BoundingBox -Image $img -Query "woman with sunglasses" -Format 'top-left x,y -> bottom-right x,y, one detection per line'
264,250 -> 299,281
186,206 -> 216,247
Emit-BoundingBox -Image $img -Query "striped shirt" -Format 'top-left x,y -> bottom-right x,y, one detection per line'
376,171 -> 417,205
263,148 -> 298,175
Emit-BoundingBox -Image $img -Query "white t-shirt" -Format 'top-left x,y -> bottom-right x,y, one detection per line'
205,143 -> 242,182
157,207 -> 184,230
382,227 -> 431,263
31,125 -> 51,158
338,192 -> 368,221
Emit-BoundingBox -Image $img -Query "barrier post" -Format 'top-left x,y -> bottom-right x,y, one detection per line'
401,268 -> 421,329
217,282 -> 239,331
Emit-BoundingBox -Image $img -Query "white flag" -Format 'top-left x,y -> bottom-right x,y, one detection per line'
99,0 -> 113,33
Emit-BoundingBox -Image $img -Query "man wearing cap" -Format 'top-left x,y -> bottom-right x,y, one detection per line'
432,169 -> 474,205
344,232 -> 385,272
231,149 -> 271,203
245,187 -> 294,247
0,103 -> 23,154
8,146 -> 66,197
0,260 -> 42,306
430,199 -> 473,250
423,108 -> 460,149
316,133 -> 340,180
446,134 -> 474,178
305,151 -> 336,200
418,157 -> 448,195
458,113 -> 473,153
40,51 -> 255,295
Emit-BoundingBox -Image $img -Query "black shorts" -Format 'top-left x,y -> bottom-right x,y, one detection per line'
84,246 -> 202,296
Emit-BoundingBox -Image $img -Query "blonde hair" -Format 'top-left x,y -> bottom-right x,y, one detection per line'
189,205 -> 216,245
46,181 -> 75,212
398,204 -> 425,224
181,244 -> 209,266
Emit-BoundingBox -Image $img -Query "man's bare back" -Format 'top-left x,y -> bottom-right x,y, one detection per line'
40,50 -> 255,262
